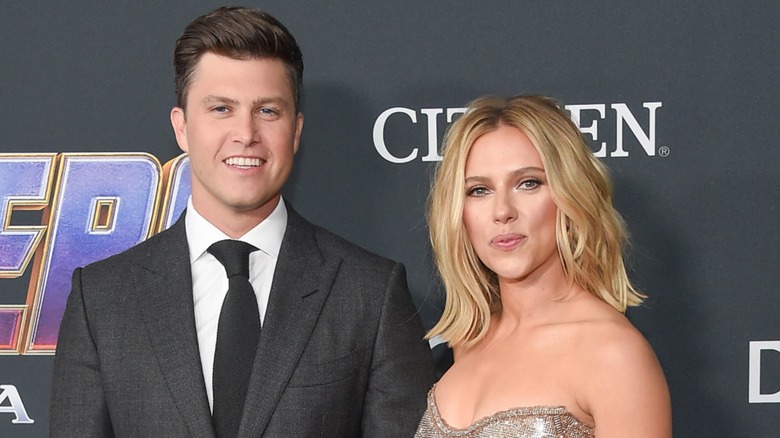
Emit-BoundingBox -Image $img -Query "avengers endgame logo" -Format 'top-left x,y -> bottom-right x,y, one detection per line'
372,101 -> 666,163
0,153 -> 191,355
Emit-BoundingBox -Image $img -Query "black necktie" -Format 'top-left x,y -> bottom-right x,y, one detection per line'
208,239 -> 260,438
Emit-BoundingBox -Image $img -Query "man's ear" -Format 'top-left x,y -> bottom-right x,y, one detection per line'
293,112 -> 304,154
170,107 -> 188,153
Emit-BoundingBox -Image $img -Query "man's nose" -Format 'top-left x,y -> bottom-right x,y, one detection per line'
232,112 -> 258,146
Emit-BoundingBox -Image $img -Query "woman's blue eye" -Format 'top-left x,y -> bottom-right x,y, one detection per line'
520,179 -> 541,189
467,187 -> 488,196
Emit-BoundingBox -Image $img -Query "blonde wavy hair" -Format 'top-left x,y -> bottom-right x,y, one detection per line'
427,95 -> 645,348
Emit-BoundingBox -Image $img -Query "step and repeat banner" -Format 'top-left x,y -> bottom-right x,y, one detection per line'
1,1 -> 778,436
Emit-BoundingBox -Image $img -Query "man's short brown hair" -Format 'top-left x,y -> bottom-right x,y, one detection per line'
173,6 -> 303,111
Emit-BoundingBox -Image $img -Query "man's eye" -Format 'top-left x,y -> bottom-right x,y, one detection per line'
213,106 -> 229,113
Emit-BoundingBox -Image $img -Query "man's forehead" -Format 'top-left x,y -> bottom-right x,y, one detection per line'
185,54 -> 295,105
191,52 -> 290,79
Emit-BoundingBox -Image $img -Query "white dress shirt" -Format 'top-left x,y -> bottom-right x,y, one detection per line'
185,197 -> 287,412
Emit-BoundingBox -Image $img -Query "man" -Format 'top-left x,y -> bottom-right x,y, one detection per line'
50,6 -> 436,437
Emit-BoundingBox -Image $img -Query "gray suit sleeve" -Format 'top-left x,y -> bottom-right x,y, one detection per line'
50,268 -> 115,438
361,263 -> 436,436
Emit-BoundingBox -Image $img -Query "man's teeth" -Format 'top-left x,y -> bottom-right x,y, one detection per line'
225,157 -> 261,167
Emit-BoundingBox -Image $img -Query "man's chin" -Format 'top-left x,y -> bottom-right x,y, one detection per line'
230,195 -> 280,214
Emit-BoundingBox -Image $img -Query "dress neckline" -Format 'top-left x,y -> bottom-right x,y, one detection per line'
428,385 -> 595,435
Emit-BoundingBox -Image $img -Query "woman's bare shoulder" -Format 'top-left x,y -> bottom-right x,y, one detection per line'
571,301 -> 672,437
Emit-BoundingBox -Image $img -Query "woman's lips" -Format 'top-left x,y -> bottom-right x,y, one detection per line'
490,233 -> 525,250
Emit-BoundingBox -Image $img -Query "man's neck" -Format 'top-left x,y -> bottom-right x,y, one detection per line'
191,196 -> 281,239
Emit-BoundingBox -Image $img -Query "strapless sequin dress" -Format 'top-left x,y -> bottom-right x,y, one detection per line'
414,388 -> 595,437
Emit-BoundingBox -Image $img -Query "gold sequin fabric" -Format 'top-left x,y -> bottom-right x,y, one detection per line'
414,388 -> 595,438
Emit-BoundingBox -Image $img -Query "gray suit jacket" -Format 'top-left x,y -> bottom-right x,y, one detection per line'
50,205 -> 436,437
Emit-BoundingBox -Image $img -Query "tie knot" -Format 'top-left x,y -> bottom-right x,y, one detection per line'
208,239 -> 258,278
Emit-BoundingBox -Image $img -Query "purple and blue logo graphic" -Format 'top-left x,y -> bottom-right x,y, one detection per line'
0,153 -> 191,354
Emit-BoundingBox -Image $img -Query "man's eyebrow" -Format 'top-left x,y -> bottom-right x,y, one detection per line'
199,95 -> 291,108
199,95 -> 239,106
253,97 -> 288,106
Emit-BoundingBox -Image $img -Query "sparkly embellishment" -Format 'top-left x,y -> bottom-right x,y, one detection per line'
414,388 -> 595,438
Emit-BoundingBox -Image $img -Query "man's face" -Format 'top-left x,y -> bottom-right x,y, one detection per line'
171,52 -> 303,235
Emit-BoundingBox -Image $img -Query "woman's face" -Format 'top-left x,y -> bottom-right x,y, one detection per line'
462,124 -> 560,286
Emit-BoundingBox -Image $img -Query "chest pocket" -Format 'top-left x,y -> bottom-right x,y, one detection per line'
288,347 -> 366,387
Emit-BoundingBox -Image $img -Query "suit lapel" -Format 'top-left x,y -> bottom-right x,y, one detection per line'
134,214 -> 216,437
240,207 -> 341,436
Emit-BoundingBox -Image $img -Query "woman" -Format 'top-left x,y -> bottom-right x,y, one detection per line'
415,95 -> 671,437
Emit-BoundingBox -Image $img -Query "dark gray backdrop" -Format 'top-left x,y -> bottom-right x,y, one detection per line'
1,1 -> 778,436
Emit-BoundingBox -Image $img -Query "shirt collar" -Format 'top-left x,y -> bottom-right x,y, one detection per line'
184,196 -> 288,263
